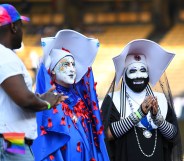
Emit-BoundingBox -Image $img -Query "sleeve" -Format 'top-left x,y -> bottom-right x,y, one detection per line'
152,103 -> 178,140
162,103 -> 183,161
158,119 -> 177,139
0,59 -> 23,84
165,103 -> 180,142
102,95 -> 145,139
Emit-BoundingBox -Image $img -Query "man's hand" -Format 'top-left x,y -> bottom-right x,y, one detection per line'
38,85 -> 68,107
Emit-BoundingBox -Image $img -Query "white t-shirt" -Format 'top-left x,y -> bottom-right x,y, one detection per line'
0,44 -> 37,139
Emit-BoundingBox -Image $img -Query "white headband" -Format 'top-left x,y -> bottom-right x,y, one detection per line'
49,49 -> 73,72
125,54 -> 147,68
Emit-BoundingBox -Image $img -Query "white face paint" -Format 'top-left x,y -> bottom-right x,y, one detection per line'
53,56 -> 76,87
126,63 -> 148,80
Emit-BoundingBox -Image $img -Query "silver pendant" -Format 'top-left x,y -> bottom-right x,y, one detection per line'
143,130 -> 152,138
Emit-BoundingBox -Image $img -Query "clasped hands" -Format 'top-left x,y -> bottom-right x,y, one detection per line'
141,95 -> 158,116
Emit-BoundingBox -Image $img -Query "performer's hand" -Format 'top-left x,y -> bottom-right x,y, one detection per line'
141,96 -> 154,114
150,97 -> 158,116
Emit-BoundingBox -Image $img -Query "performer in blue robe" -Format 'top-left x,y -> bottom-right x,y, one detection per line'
31,30 -> 109,161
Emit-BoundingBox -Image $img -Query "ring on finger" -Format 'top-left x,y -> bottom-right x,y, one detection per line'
53,92 -> 58,96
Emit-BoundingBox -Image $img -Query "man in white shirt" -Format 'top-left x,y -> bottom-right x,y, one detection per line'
0,4 -> 66,161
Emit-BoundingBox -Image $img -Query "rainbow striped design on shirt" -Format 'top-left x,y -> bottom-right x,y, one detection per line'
3,133 -> 25,154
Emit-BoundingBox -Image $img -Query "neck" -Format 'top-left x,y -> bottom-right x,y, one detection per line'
55,83 -> 72,93
0,39 -> 12,49
55,80 -> 72,88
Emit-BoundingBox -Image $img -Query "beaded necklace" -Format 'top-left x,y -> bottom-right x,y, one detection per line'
126,92 -> 157,157
126,92 -> 153,133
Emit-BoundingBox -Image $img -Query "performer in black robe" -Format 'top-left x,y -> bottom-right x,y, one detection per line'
101,39 -> 182,161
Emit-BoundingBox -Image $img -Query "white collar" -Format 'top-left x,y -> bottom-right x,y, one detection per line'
125,84 -> 146,105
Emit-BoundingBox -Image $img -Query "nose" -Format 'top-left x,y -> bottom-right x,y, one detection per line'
136,71 -> 142,78
136,71 -> 148,79
70,68 -> 75,73
69,63 -> 75,72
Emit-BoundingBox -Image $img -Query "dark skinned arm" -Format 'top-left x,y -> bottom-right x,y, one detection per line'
1,74 -> 67,112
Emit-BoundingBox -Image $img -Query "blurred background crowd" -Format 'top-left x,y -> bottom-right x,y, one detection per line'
1,0 -> 184,155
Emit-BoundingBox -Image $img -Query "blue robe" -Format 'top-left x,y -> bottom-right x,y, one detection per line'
31,63 -> 109,161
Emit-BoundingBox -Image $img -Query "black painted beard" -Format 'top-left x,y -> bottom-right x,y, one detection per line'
125,74 -> 149,93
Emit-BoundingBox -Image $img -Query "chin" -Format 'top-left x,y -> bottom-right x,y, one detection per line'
125,75 -> 149,93
64,80 -> 75,86
13,43 -> 22,50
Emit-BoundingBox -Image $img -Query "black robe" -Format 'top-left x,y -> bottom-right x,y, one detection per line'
101,95 -> 181,161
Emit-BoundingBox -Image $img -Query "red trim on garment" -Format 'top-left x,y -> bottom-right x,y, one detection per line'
53,106 -> 58,114
48,118 -> 53,128
61,145 -> 67,151
77,142 -> 82,152
60,117 -> 66,125
49,155 -> 54,160
86,67 -> 91,78
92,101 -> 98,110
40,126 -> 47,135
61,48 -> 70,53
97,126 -> 104,135
94,82 -> 97,91
92,115 -> 99,124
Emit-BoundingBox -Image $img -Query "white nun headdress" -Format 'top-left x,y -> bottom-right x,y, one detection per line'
113,39 -> 175,87
41,29 -> 100,83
